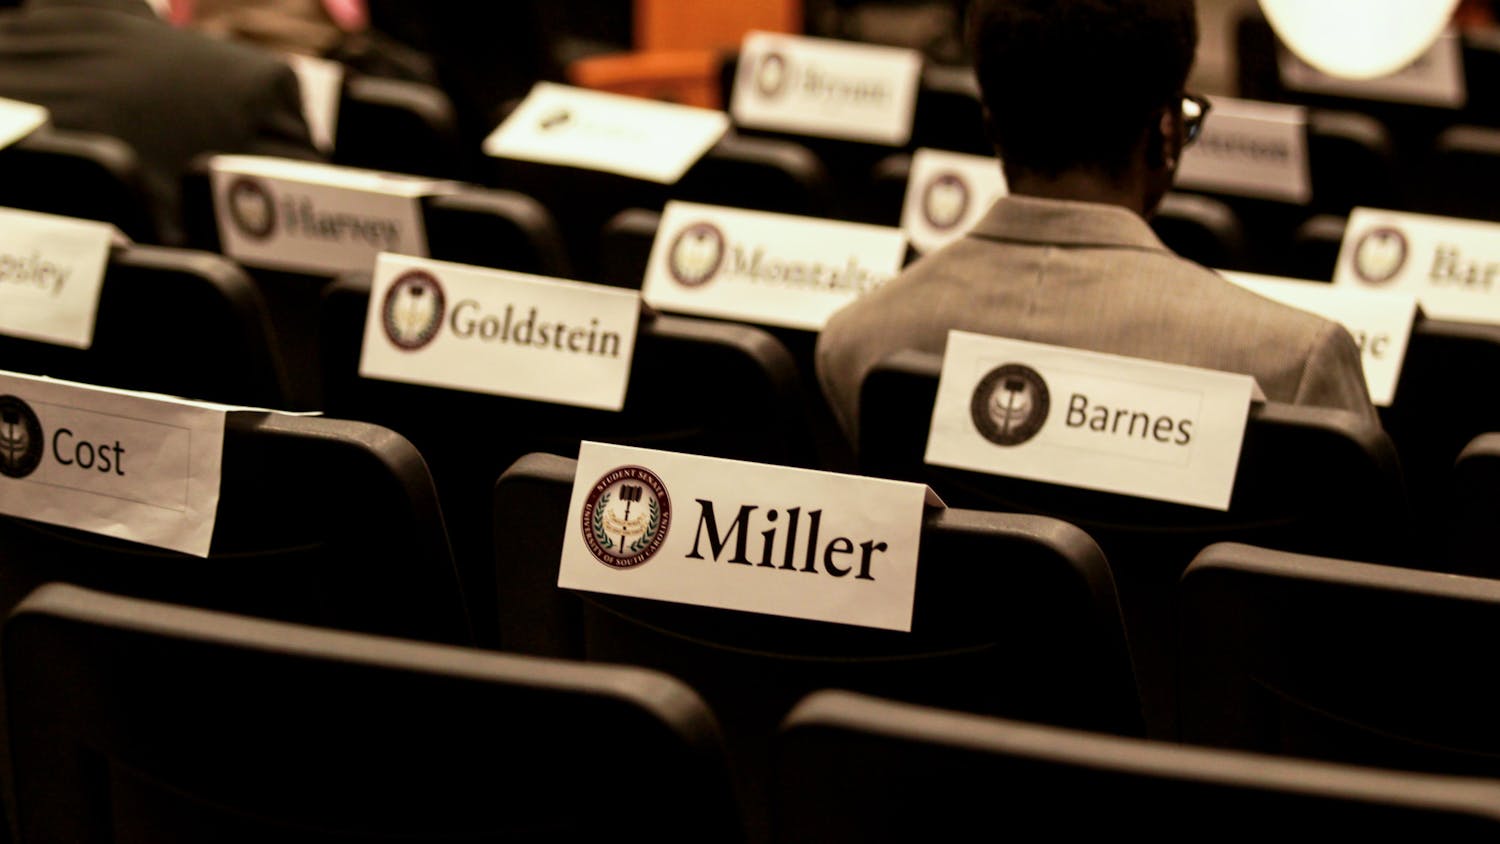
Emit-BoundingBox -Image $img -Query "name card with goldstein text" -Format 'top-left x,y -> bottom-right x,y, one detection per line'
1278,32 -> 1466,109
926,332 -> 1256,511
642,201 -> 907,331
0,370 -> 227,556
359,254 -> 642,411
1176,96 -> 1311,204
1222,271 -> 1417,407
483,82 -> 731,184
731,31 -> 922,146
0,207 -> 113,349
1333,207 -> 1500,325
0,97 -> 47,150
210,155 -> 453,275
558,441 -> 934,632
901,148 -> 1008,255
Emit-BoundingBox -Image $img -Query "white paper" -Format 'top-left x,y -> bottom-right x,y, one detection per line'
1278,31 -> 1466,108
0,97 -> 48,150
1176,95 -> 1311,204
901,148 -> 1007,255
0,207 -> 113,349
1334,207 -> 1500,325
284,53 -> 344,154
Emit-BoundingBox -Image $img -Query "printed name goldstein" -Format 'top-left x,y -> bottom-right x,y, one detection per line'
449,300 -> 623,357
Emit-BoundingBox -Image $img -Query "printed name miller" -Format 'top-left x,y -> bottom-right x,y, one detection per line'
686,500 -> 888,580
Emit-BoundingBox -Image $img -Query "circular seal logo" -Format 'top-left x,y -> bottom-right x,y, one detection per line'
755,52 -> 789,97
970,364 -> 1050,447
922,172 -> 971,231
381,270 -> 446,351
0,395 -> 44,479
582,466 -> 672,569
1351,226 -> 1409,284
225,176 -> 277,240
667,222 -> 726,287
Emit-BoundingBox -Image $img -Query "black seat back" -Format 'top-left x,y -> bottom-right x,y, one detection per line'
0,126 -> 157,243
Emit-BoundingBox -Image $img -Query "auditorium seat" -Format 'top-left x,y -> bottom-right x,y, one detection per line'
1308,109 -> 1399,214
1148,192 -> 1248,270
909,64 -> 990,157
1413,124 -> 1500,222
2,583 -> 740,843
332,73 -> 466,180
1447,433 -> 1500,575
776,690 -> 1500,842
1288,213 -> 1345,280
599,207 -> 662,288
0,126 -> 158,244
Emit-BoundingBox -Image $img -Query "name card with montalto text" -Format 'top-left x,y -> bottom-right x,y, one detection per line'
482,82 -> 731,184
210,155 -> 453,275
642,201 -> 907,331
1223,271 -> 1417,406
558,441 -> 936,632
0,370 -> 227,556
359,254 -> 641,410
731,31 -> 922,146
1278,31 -> 1466,108
1176,96 -> 1311,203
926,332 -> 1256,511
0,97 -> 47,150
901,148 -> 1007,255
1333,207 -> 1500,325
0,207 -> 113,349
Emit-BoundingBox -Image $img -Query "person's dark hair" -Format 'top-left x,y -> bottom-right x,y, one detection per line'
967,0 -> 1198,178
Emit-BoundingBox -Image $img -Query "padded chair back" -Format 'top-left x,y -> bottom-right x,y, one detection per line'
1448,433 -> 1500,575
1151,192 -> 1247,269
909,65 -> 989,156
1414,125 -> 1500,222
332,74 -> 465,180
0,126 -> 157,243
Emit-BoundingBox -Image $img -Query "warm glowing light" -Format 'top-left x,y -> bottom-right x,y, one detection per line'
1259,0 -> 1460,79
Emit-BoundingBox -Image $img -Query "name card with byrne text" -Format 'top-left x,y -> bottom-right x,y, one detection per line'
0,207 -> 113,349
1176,96 -> 1311,204
0,97 -> 47,150
731,31 -> 922,146
210,155 -> 453,276
558,441 -> 937,632
483,82 -> 730,184
926,332 -> 1256,511
359,254 -> 642,411
1334,207 -> 1500,325
642,201 -> 907,331
1278,31 -> 1466,108
901,148 -> 1008,255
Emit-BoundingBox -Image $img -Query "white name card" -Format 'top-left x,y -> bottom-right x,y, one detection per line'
359,254 -> 641,411
1278,31 -> 1466,108
0,207 -> 113,349
926,332 -> 1256,511
0,97 -> 48,150
641,201 -> 907,331
0,370 -> 227,556
731,31 -> 922,146
559,441 -> 934,632
284,53 -> 344,154
1333,207 -> 1500,325
901,148 -> 1007,255
210,155 -> 451,275
1176,96 -> 1311,204
482,82 -> 731,184
1222,271 -> 1416,406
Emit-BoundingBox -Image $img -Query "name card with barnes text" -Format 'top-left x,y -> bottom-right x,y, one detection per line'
0,97 -> 47,149
642,201 -> 906,331
731,31 -> 922,146
1176,96 -> 1310,203
0,207 -> 113,349
482,82 -> 730,184
359,254 -> 641,410
902,148 -> 1007,254
0,371 -> 227,556
1222,271 -> 1417,406
210,155 -> 452,275
558,442 -> 934,631
926,332 -> 1256,511
1278,32 -> 1466,108
1333,207 -> 1500,324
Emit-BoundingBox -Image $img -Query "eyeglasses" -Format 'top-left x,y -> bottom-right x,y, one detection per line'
1182,92 -> 1211,146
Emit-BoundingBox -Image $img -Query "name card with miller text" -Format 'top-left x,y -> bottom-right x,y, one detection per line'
1278,31 -> 1466,108
1333,207 -> 1500,325
0,207 -> 113,349
0,97 -> 48,150
902,148 -> 1008,255
926,332 -> 1256,511
1176,96 -> 1310,204
483,82 -> 731,184
359,254 -> 642,411
642,200 -> 907,331
559,441 -> 938,632
731,31 -> 922,146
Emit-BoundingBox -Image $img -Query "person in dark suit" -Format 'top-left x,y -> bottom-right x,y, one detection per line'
0,0 -> 320,243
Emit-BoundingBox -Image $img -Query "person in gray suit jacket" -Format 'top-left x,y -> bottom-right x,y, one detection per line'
816,0 -> 1379,441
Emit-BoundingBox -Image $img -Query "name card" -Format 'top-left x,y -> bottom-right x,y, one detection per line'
482,82 -> 731,184
210,155 -> 452,275
1221,271 -> 1416,406
926,332 -> 1255,511
1333,207 -> 1500,325
1278,32 -> 1466,108
731,31 -> 922,146
0,97 -> 47,150
559,441 -> 934,631
1176,96 -> 1311,204
642,201 -> 906,331
284,53 -> 344,154
0,370 -> 227,556
0,207 -> 113,349
901,148 -> 1007,255
359,254 -> 641,411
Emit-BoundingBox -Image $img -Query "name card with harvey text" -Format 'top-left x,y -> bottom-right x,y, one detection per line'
642,201 -> 907,331
926,332 -> 1256,511
0,97 -> 47,150
0,207 -> 113,349
0,370 -> 228,556
731,31 -> 922,146
1333,207 -> 1500,325
483,82 -> 731,184
359,254 -> 642,411
902,148 -> 1007,255
559,441 -> 937,632
1278,32 -> 1466,108
1176,96 -> 1310,204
